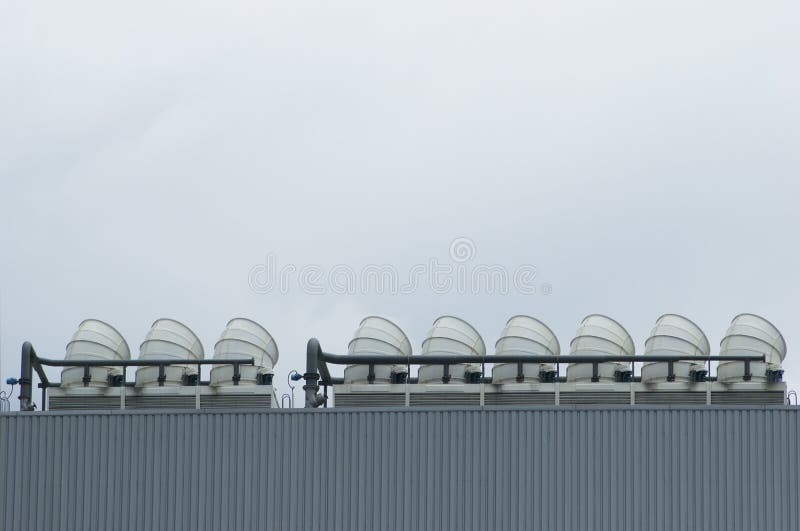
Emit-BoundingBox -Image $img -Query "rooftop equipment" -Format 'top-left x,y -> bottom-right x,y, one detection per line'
61,319 -> 130,389
566,314 -> 634,382
135,319 -> 204,387
344,316 -> 411,383
491,315 -> 560,383
417,316 -> 485,383
210,318 -> 278,386
717,313 -> 786,383
11,311 -> 789,412
641,314 -> 709,383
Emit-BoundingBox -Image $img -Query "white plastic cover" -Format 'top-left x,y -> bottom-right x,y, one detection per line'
492,315 -> 560,383
61,319 -> 130,389
717,313 -> 786,383
418,316 -> 485,384
211,318 -> 279,386
344,316 -> 411,383
136,319 -> 204,387
641,314 -> 709,383
567,314 -> 634,382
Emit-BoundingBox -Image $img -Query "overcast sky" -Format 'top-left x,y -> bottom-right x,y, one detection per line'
1,1 -> 798,405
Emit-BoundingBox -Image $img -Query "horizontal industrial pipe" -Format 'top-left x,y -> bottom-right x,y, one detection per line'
319,352 -> 766,366
310,345 -> 766,390
32,357 -> 255,367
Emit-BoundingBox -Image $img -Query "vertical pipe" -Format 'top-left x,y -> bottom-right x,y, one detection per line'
195,362 -> 200,410
555,362 -> 560,405
304,338 -> 322,408
406,358 -> 411,407
480,360 -> 485,406
121,367 -> 126,410
630,360 -> 635,405
19,342 -> 34,411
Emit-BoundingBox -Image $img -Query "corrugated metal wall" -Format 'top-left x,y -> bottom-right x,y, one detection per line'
2,406 -> 799,531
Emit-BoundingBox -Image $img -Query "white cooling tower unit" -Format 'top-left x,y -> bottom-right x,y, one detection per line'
492,315 -> 560,383
135,319 -> 204,387
417,315 -> 485,384
210,318 -> 279,386
566,314 -> 634,382
717,314 -> 786,383
344,316 -> 411,383
641,314 -> 709,383
61,319 -> 130,389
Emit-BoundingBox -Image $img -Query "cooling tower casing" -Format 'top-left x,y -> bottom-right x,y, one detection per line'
566,314 -> 634,382
641,314 -> 709,383
417,316 -> 485,384
491,315 -> 560,383
344,316 -> 411,383
210,318 -> 279,386
135,319 -> 204,387
61,319 -> 131,389
717,314 -> 786,383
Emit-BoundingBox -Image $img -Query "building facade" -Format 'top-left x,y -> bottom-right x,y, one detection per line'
2,405 -> 799,531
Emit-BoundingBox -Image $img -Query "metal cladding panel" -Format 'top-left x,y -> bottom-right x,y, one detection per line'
334,392 -> 406,407
1,407 -> 799,531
